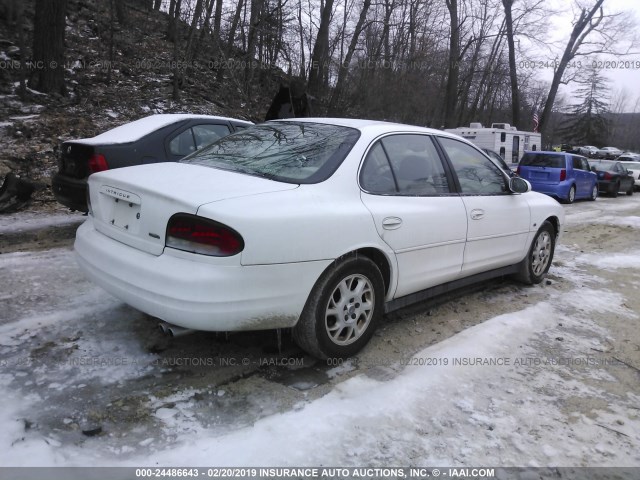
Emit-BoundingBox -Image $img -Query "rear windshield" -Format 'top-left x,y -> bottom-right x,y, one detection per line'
180,122 -> 360,184
520,153 -> 565,168
591,160 -> 616,171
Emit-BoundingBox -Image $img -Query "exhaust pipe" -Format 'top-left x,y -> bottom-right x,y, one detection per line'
158,321 -> 195,338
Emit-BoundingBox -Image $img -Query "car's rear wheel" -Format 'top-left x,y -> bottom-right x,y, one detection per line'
589,184 -> 598,201
611,182 -> 620,198
514,221 -> 555,285
293,255 -> 384,359
565,185 -> 576,204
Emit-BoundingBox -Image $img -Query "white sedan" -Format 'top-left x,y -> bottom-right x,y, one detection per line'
75,119 -> 564,359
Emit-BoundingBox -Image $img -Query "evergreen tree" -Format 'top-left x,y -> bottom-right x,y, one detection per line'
560,63 -> 611,146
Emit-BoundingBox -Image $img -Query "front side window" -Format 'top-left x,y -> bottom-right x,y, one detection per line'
438,137 -> 506,195
181,122 -> 360,184
360,134 -> 451,196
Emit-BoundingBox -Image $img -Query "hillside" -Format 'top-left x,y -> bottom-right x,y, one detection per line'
0,0 -> 281,211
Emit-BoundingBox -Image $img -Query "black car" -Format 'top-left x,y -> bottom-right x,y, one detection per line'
481,148 -> 517,177
590,159 -> 635,197
52,114 -> 253,211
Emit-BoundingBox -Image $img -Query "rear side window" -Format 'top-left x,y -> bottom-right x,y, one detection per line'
572,157 -> 583,170
520,153 -> 565,168
360,134 -> 450,196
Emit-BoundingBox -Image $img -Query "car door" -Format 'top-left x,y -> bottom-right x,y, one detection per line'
615,162 -> 633,191
359,134 -> 467,298
436,136 -> 531,276
571,155 -> 586,196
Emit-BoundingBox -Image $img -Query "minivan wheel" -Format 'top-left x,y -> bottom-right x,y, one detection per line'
589,184 -> 598,201
565,185 -> 576,204
293,255 -> 384,359
514,221 -> 556,285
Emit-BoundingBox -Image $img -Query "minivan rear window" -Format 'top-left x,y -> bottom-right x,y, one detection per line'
520,153 -> 565,168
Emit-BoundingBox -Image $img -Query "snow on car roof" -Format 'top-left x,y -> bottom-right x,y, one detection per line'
74,114 -> 253,145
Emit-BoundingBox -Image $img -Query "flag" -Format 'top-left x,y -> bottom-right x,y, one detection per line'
532,110 -> 539,133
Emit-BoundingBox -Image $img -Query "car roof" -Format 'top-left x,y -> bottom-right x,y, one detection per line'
75,114 -> 253,145
270,117 -> 464,139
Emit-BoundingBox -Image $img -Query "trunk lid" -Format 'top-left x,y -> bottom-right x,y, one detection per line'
60,141 -> 96,178
88,163 -> 298,255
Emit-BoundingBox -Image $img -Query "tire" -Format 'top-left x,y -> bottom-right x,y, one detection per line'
588,184 -> 598,201
611,182 -> 619,198
565,185 -> 576,204
514,221 -> 556,285
293,255 -> 384,359
626,184 -> 634,196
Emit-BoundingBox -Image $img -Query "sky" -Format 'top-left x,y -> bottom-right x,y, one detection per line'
545,0 -> 640,112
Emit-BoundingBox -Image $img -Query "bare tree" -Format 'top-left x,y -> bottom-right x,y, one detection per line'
502,0 -> 521,128
537,0 -> 635,136
443,0 -> 460,128
308,0 -> 336,97
32,0 -> 68,95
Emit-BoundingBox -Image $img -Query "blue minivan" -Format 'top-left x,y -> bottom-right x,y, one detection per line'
517,151 -> 598,203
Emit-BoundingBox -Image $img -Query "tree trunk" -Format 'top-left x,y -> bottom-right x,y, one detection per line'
502,0 -> 521,129
114,0 -> 126,25
172,0 -> 182,101
329,0 -> 371,113
307,0 -> 335,97
32,0 -> 68,95
185,0 -> 204,60
154,0 -> 162,11
226,0 -> 245,56
443,0 -> 459,128
538,0 -> 605,136
298,1 -> 306,78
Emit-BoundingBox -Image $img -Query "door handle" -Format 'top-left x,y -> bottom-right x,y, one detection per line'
382,217 -> 403,230
470,209 -> 485,220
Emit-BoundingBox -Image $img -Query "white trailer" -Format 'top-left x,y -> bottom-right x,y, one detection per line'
445,123 -> 541,165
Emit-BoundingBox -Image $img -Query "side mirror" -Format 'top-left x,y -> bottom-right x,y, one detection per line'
509,176 -> 531,194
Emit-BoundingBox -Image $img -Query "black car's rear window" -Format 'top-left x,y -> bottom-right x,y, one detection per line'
180,122 -> 360,184
520,153 -> 565,168
591,160 -> 616,171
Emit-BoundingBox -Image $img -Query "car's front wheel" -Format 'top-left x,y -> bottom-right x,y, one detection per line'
294,255 -> 384,359
626,184 -> 634,196
514,221 -> 556,285
589,184 -> 598,201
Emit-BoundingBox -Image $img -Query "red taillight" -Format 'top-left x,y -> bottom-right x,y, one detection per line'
166,214 -> 244,256
603,172 -> 612,180
516,166 -> 521,175
88,154 -> 109,173
560,169 -> 566,181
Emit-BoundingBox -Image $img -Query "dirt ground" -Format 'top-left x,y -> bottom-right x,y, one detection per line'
0,194 -> 639,466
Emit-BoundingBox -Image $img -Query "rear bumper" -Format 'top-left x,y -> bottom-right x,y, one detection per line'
527,181 -> 572,200
74,220 -> 331,331
52,173 -> 88,212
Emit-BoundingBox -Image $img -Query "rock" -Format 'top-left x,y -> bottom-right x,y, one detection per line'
81,425 -> 103,436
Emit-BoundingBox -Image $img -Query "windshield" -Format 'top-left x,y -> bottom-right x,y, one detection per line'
520,153 -> 565,168
180,122 -> 360,184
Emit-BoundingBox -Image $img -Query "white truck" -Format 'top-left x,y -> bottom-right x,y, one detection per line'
445,123 -> 542,166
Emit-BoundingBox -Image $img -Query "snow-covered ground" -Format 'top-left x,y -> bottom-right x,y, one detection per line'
1,196 -> 639,468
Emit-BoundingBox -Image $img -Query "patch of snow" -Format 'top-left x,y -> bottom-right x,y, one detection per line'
0,211 -> 84,234
576,251 -> 640,271
73,114 -> 250,145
